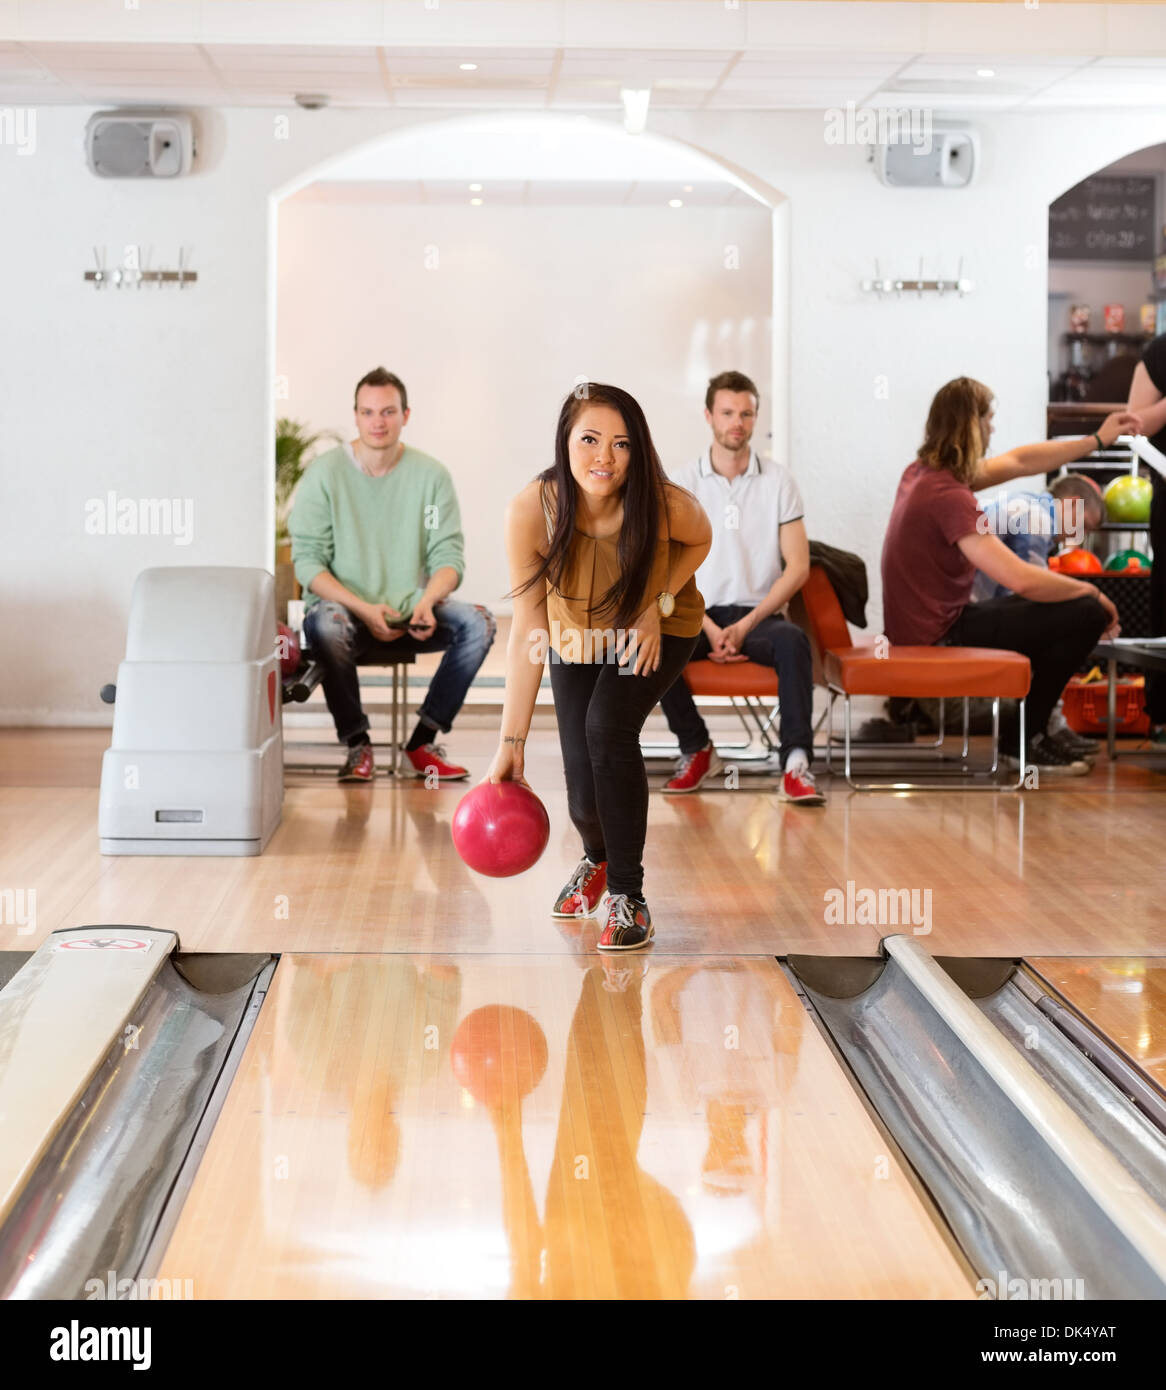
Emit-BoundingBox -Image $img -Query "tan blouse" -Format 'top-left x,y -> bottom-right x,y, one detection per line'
538,479 -> 704,661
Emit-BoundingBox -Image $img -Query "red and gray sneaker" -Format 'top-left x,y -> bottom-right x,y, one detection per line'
402,742 -> 468,780
597,894 -> 654,952
339,742 -> 374,782
778,766 -> 825,805
663,743 -> 723,794
553,857 -> 608,918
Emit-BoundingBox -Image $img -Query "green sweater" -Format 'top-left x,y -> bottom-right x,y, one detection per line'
289,444 -> 465,616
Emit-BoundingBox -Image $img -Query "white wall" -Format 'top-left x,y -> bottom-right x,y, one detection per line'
6,102 -> 1166,722
276,193 -> 773,615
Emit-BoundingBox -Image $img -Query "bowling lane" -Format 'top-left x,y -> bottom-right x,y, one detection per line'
1027,958 -> 1166,1093
155,954 -> 971,1299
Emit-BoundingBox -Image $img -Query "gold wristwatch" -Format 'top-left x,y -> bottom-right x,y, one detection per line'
656,591 -> 676,618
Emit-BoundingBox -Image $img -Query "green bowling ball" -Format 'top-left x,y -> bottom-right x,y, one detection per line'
1103,548 -> 1152,573
1103,474 -> 1152,524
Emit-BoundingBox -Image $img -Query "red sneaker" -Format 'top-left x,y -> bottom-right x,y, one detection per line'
553,858 -> 608,918
402,742 -> 468,780
662,743 -> 722,794
779,767 -> 825,805
598,894 -> 654,952
339,742 -> 374,782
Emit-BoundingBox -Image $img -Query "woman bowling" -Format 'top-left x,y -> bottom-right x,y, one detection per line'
881,377 -> 1135,774
487,384 -> 711,951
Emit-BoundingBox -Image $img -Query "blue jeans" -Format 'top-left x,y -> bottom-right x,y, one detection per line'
658,604 -> 814,766
303,598 -> 496,745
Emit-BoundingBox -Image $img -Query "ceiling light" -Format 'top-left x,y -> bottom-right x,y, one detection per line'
470,197 -> 483,206
459,63 -> 478,72
977,68 -> 995,78
621,88 -> 650,135
683,184 -> 693,192
469,182 -> 482,191
668,198 -> 683,208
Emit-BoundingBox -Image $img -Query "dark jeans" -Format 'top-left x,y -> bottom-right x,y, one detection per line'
657,604 -> 814,765
550,632 -> 698,899
1149,474 -> 1165,723
944,594 -> 1108,741
303,598 -> 496,745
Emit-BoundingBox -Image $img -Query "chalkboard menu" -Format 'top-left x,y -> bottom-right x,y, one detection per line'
1049,174 -> 1157,262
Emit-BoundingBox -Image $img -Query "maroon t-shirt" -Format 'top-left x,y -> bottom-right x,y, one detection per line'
881,461 -> 983,645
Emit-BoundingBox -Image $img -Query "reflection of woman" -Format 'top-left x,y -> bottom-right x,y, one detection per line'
882,378 -> 1131,773
487,385 -> 711,951
1127,346 -> 1166,743
542,965 -> 696,1296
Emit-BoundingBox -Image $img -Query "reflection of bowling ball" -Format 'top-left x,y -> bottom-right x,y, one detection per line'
1104,474 -> 1152,524
276,621 -> 301,678
1053,547 -> 1103,575
451,782 -> 550,877
1104,548 -> 1152,573
450,1005 -> 548,1108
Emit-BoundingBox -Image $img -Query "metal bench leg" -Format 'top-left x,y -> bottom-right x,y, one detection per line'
961,697 -> 970,761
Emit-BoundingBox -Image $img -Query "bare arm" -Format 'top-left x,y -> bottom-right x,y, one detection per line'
970,410 -> 1143,490
1128,362 -> 1166,436
486,484 -> 551,783
957,531 -> 1119,636
747,517 -> 810,626
662,484 -> 712,596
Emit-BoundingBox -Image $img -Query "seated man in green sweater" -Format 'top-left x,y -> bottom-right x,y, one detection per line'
290,367 -> 495,781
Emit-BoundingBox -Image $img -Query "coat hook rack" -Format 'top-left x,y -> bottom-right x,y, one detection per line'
84,245 -> 197,288
861,257 -> 973,299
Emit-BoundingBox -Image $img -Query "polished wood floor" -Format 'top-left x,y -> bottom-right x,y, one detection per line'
1029,958 -> 1166,1092
2,727 -> 1164,1299
156,954 -> 971,1299
2,728 -> 1163,958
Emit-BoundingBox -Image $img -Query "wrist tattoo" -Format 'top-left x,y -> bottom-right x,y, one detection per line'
502,735 -> 526,745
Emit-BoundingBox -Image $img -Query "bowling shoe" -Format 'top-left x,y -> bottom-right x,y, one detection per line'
339,741 -> 375,781
778,767 -> 825,804
553,857 -> 608,918
663,743 -> 723,793
597,894 -> 654,952
402,742 -> 469,779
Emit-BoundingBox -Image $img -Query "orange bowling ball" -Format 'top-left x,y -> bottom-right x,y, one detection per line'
1053,547 -> 1103,575
450,1005 -> 549,1108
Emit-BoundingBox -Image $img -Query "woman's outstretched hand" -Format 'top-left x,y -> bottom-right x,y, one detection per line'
483,739 -> 531,788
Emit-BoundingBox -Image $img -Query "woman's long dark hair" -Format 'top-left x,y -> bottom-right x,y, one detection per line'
513,383 -> 670,629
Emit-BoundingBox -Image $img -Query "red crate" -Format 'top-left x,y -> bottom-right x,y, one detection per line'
1062,675 -> 1150,736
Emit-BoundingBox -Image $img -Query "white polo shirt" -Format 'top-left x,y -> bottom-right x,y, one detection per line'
670,448 -> 804,607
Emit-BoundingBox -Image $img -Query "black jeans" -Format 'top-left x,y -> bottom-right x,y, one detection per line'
549,633 -> 698,899
657,605 -> 814,765
945,594 -> 1108,740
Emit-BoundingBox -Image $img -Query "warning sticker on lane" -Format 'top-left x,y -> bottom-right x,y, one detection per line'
53,936 -> 154,952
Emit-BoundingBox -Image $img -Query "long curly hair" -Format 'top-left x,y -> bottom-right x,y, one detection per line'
918,377 -> 994,485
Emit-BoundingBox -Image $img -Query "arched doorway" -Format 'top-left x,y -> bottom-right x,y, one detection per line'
266,113 -> 790,605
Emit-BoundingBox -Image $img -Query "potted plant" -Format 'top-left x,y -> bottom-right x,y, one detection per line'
275,418 -> 336,619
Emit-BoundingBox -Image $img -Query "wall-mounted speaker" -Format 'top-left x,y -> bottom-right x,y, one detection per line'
874,125 -> 978,189
85,111 -> 195,178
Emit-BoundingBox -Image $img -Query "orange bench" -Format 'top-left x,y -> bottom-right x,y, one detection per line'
797,566 -> 1032,790
680,659 -> 780,761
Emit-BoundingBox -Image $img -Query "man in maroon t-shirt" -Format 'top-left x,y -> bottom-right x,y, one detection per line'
882,463 -> 983,646
880,379 -> 1133,774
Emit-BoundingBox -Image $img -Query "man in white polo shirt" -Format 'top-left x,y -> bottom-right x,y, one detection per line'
659,371 -> 823,804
